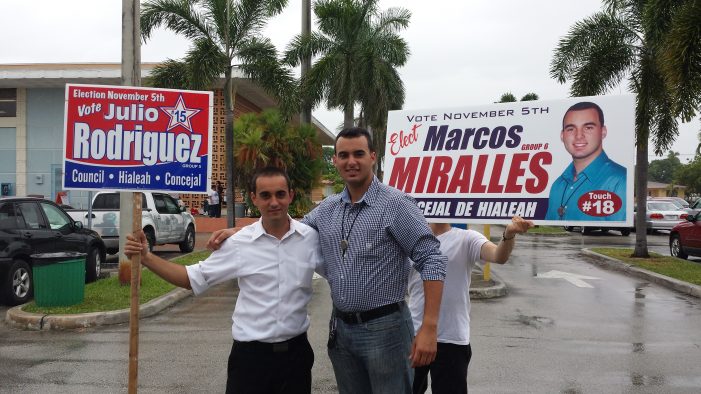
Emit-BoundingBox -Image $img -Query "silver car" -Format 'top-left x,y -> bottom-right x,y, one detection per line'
644,201 -> 689,233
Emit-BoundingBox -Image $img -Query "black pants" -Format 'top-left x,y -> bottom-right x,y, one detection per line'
413,343 -> 472,394
226,333 -> 314,394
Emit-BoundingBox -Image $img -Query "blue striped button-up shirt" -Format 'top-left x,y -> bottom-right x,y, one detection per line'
303,176 -> 447,312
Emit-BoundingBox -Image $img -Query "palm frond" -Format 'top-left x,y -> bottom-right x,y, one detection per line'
141,0 -> 212,42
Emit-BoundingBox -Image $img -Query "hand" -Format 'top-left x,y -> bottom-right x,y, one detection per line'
124,230 -> 149,259
504,215 -> 535,238
409,325 -> 437,367
205,227 -> 240,250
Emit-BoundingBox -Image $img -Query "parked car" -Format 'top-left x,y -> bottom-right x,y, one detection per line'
0,197 -> 106,305
669,212 -> 701,259
563,226 -> 631,236
640,200 -> 688,233
648,197 -> 693,214
689,198 -> 701,216
66,191 -> 196,254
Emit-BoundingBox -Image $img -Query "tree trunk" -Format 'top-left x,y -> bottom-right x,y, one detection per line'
224,66 -> 237,228
343,104 -> 354,129
633,137 -> 650,257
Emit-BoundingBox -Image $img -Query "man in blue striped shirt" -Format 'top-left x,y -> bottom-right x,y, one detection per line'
208,128 -> 447,393
305,127 -> 447,393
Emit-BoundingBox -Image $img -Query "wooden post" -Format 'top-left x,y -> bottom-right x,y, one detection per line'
483,224 -> 491,281
121,0 -> 141,392
128,193 -> 142,393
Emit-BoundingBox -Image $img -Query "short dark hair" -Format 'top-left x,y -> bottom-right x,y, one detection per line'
562,101 -> 605,129
335,127 -> 375,153
249,167 -> 291,194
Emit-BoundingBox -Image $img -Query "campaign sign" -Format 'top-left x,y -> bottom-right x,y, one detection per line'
63,84 -> 213,193
384,95 -> 635,226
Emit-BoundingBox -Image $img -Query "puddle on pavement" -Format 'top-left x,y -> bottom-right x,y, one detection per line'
514,312 -> 554,329
631,373 -> 665,386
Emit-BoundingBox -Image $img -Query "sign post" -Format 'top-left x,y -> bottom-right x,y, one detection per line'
63,83 -> 212,392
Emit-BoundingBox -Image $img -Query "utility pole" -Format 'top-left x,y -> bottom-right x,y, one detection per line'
300,0 -> 312,124
121,1 -> 142,393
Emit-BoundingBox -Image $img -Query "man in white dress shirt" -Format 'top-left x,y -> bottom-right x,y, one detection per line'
124,167 -> 323,394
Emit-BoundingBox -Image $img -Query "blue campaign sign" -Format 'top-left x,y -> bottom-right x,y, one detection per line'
63,84 -> 213,193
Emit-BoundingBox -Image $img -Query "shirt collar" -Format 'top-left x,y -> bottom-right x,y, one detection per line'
250,216 -> 306,240
340,176 -> 380,206
564,150 -> 611,184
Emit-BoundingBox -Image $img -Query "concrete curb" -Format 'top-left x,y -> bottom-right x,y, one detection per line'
582,249 -> 701,298
5,287 -> 193,331
470,266 -> 508,299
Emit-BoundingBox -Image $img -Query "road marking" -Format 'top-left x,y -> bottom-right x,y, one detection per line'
536,270 -> 600,288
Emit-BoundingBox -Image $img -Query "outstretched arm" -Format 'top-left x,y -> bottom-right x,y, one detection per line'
480,216 -> 534,264
125,230 -> 192,289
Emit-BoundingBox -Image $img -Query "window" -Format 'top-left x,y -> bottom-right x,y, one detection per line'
163,195 -> 181,214
17,202 -> 47,229
0,203 -> 20,229
0,88 -> 17,117
40,202 -> 71,230
153,195 -> 168,214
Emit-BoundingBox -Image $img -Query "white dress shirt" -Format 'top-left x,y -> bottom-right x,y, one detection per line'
186,218 -> 323,342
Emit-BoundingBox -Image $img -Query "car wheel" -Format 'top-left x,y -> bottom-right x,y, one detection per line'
620,228 -> 631,236
564,226 -> 574,232
85,245 -> 102,283
3,259 -> 33,306
179,225 -> 195,253
670,235 -> 688,259
145,229 -> 156,252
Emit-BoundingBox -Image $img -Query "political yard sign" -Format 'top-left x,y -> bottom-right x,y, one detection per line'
384,95 -> 635,226
63,84 -> 213,193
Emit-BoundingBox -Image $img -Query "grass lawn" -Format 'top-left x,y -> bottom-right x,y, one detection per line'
23,250 -> 213,315
527,225 -> 567,235
591,248 -> 701,286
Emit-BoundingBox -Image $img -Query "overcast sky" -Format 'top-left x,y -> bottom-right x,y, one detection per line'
2,0 -> 699,161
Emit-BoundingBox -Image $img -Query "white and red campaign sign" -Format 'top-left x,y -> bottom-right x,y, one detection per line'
63,84 -> 213,193
383,95 -> 635,225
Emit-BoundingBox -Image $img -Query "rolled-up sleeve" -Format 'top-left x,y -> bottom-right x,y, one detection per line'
389,194 -> 447,281
185,240 -> 240,296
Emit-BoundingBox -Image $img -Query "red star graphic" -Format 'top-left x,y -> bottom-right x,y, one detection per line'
160,95 -> 201,132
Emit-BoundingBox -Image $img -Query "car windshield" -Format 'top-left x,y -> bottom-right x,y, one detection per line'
648,201 -> 679,211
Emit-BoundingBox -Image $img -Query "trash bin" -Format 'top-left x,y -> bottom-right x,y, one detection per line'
234,203 -> 246,218
31,252 -> 86,307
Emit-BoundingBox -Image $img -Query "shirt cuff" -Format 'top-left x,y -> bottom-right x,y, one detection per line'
185,264 -> 208,296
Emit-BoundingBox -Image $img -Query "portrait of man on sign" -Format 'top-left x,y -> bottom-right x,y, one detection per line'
545,101 -> 626,221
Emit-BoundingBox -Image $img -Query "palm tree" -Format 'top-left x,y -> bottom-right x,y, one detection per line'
521,93 -> 539,101
284,0 -> 411,129
497,92 -> 517,103
141,0 -> 297,227
550,0 -> 684,257
659,0 -> 701,123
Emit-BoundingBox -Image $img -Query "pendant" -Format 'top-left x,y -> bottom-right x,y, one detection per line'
340,239 -> 348,252
557,206 -> 565,218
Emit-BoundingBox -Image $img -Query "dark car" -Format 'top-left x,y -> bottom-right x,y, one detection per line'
669,211 -> 701,260
0,197 -> 106,305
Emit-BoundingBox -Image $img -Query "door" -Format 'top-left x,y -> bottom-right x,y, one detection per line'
151,194 -> 173,242
39,201 -> 86,254
16,202 -> 55,254
162,194 -> 185,242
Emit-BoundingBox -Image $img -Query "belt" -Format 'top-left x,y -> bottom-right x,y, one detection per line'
233,332 -> 307,353
334,302 -> 403,325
